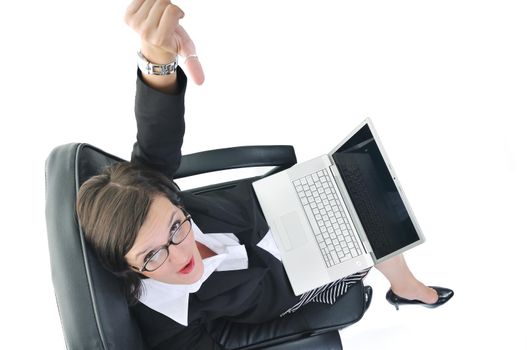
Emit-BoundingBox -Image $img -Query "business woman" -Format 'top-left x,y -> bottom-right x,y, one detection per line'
76,1 -> 453,348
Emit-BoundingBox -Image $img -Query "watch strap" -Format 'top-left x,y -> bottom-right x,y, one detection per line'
137,51 -> 178,75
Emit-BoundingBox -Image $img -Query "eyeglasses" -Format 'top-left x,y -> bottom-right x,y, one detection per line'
130,211 -> 192,273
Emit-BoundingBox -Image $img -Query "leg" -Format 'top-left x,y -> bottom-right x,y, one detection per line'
375,254 -> 438,304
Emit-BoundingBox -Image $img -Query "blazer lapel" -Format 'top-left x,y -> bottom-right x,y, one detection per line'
194,267 -> 268,301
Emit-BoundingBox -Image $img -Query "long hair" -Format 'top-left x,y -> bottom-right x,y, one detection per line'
76,161 -> 183,304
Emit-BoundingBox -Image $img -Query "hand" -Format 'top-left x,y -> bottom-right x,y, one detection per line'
125,0 -> 204,85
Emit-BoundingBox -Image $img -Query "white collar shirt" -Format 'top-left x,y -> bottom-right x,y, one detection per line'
138,220 -> 281,326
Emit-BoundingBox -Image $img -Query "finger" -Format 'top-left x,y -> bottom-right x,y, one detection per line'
174,26 -> 204,85
172,23 -> 195,56
156,5 -> 185,53
162,3 -> 185,23
130,0 -> 156,29
125,0 -> 145,18
143,0 -> 171,39
184,56 -> 205,85
147,1 -> 169,27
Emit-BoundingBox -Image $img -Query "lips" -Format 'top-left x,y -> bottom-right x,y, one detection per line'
178,256 -> 195,274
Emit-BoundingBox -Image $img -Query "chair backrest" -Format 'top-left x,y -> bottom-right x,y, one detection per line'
45,142 -> 301,349
45,142 -> 362,350
46,143 -> 146,350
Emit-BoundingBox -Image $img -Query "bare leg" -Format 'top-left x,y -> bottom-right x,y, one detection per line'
375,254 -> 438,304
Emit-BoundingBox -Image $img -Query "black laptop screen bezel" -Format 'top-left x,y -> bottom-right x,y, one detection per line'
331,123 -> 421,260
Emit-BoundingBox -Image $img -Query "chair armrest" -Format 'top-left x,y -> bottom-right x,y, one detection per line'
209,283 -> 371,350
263,331 -> 342,350
174,145 -> 296,179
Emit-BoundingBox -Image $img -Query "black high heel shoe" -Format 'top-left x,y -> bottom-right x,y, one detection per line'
386,286 -> 454,310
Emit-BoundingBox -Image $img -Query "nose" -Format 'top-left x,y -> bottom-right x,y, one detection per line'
167,243 -> 187,264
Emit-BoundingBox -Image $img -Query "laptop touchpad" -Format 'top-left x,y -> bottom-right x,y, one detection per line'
277,212 -> 308,251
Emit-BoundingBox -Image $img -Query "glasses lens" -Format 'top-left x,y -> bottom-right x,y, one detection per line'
144,248 -> 169,272
171,219 -> 192,245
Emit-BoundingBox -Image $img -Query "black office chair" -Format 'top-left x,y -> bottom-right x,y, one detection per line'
45,143 -> 372,350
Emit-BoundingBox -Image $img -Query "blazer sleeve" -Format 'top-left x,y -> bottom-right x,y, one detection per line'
131,67 -> 188,179
131,302 -> 224,350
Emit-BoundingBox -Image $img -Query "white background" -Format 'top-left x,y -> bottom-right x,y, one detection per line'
1,0 -> 526,349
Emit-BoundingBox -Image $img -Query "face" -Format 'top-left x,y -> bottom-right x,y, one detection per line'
125,195 -> 204,284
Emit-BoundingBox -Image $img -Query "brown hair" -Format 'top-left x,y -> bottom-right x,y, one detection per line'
76,161 -> 183,304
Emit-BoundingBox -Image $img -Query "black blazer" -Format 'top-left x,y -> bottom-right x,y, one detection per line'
130,69 -> 301,349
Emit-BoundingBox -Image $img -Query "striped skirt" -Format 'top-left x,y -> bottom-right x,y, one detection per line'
280,268 -> 371,317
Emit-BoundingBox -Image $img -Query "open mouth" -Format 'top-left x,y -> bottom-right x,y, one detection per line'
178,256 -> 195,275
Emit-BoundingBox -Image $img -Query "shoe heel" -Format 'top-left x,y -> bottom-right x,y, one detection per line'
392,295 -> 400,311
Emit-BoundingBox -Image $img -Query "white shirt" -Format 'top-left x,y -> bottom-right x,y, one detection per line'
138,220 -> 281,326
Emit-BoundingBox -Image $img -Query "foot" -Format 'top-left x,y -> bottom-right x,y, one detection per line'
391,282 -> 438,304
386,286 -> 454,310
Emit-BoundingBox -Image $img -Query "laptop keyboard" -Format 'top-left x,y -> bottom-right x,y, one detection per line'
293,169 -> 362,267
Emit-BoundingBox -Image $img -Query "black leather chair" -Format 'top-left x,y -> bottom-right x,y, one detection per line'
45,143 -> 372,350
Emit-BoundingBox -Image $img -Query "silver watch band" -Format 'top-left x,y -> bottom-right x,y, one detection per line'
137,51 -> 178,75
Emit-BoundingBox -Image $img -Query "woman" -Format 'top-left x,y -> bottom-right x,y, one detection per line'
76,1 -> 453,348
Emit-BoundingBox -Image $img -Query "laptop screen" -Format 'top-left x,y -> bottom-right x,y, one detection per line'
332,124 -> 420,259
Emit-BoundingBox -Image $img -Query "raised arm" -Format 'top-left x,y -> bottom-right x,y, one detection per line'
124,0 -> 204,178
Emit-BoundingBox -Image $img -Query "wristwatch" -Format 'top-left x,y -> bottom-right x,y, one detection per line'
137,51 -> 178,75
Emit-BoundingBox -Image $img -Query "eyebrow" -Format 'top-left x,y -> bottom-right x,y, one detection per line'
134,210 -> 181,260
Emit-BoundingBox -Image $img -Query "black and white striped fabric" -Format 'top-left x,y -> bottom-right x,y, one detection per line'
280,268 -> 371,317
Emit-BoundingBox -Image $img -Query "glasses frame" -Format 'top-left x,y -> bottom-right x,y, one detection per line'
130,210 -> 192,273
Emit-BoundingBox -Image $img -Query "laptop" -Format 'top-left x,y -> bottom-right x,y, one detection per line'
252,118 -> 425,295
